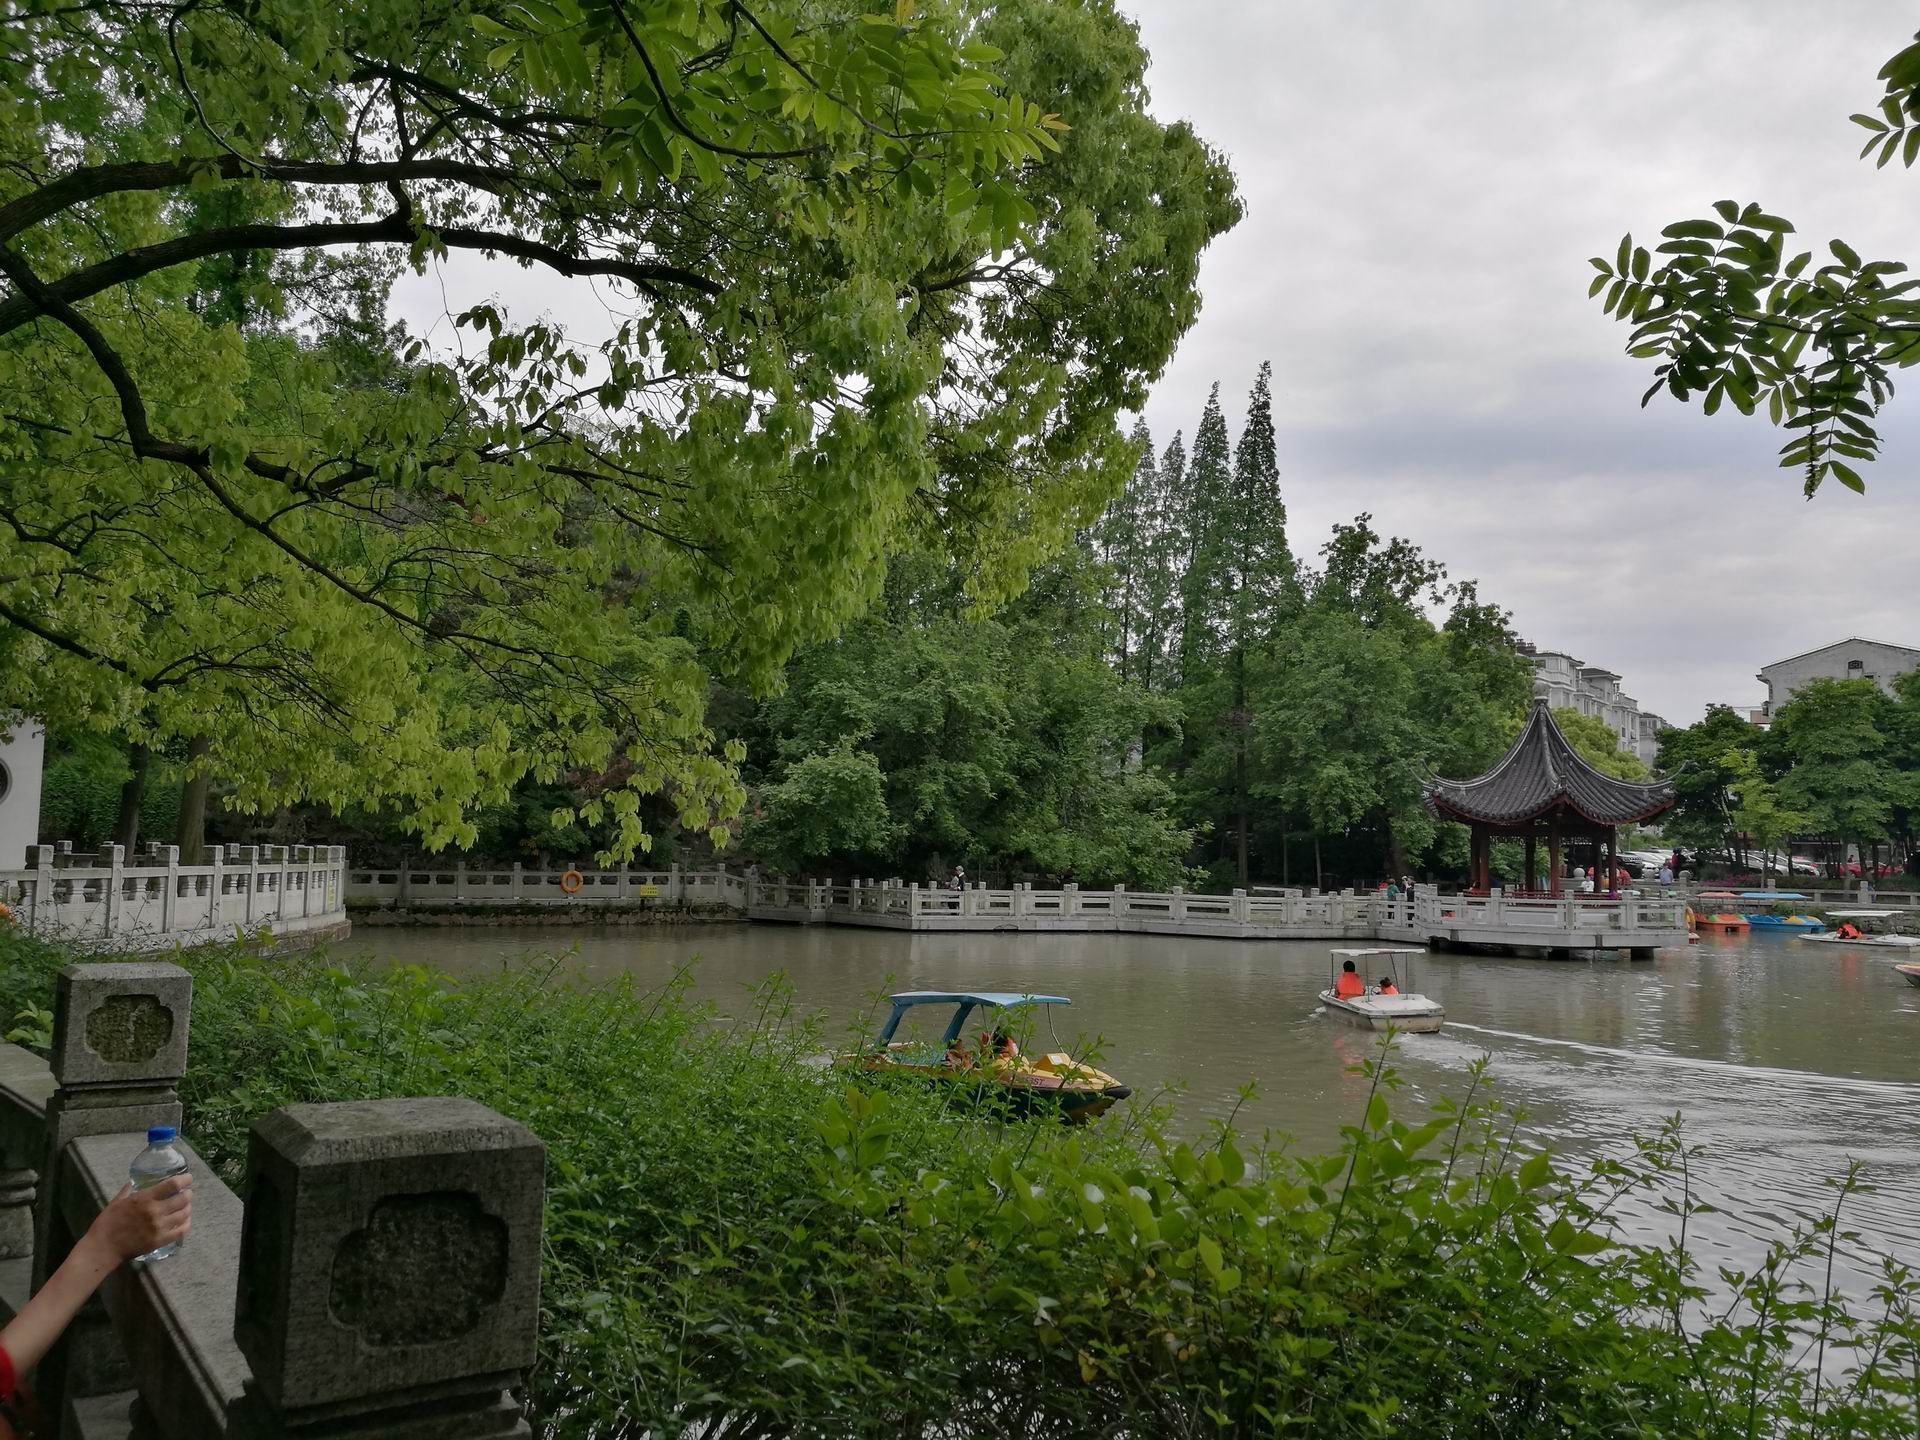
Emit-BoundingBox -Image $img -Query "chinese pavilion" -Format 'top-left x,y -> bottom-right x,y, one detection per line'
1422,699 -> 1676,896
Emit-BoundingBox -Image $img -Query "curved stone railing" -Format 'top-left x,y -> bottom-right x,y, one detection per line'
0,843 -> 351,953
0,961 -> 544,1438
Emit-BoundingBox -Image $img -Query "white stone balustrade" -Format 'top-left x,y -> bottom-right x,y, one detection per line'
0,843 -> 350,952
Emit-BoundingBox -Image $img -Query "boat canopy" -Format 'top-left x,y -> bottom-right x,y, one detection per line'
885,990 -> 1071,1008
1741,891 -> 1806,901
1330,948 -> 1426,959
877,991 -> 1070,1047
1827,909 -> 1902,918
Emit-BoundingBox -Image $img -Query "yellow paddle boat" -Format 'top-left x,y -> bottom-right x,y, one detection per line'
834,991 -> 1132,1125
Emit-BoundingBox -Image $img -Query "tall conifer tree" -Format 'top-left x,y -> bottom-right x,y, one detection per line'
1177,385 -> 1232,680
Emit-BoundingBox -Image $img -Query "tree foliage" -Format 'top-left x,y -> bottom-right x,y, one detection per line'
1589,30 -> 1920,496
0,0 -> 1238,856
739,554 -> 1194,886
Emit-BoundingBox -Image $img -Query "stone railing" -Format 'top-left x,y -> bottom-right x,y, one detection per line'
0,843 -> 351,953
348,862 -> 748,910
0,960 -> 545,1439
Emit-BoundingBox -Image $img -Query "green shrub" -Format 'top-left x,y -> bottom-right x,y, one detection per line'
1,931 -> 1914,1437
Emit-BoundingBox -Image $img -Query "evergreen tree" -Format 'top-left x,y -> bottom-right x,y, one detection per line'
1095,420 -> 1155,680
1177,384 -> 1233,679
1135,431 -> 1187,692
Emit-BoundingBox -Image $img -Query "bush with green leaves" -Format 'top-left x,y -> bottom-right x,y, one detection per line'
1,931 -> 1914,1436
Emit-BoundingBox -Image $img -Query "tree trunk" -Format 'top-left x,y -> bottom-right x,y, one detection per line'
176,736 -> 212,863
113,742 -> 150,852
1232,646 -> 1249,887
1384,814 -> 1406,884
1280,812 -> 1290,886
1313,832 -> 1323,891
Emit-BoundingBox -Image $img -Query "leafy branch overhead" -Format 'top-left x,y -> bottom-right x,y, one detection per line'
1589,29 -> 1920,497
0,0 -> 1239,856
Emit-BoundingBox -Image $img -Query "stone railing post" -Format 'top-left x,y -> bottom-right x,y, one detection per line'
0,1046 -> 50,1266
509,863 -> 524,903
26,843 -> 56,935
1062,882 -> 1079,918
36,962 -> 192,1421
670,862 -> 684,906
1231,888 -> 1249,924
1112,884 -> 1127,920
235,1097 -> 544,1438
100,843 -> 125,941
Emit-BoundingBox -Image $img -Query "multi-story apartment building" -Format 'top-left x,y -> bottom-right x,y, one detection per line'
1522,647 -> 1666,767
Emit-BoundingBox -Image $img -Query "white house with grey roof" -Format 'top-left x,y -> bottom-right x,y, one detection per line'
1756,637 -> 1920,720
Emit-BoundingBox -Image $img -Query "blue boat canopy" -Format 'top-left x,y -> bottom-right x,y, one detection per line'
877,991 -> 1069,1046
1740,891 -> 1806,901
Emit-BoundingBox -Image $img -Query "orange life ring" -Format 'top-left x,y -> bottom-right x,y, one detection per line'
559,869 -> 584,895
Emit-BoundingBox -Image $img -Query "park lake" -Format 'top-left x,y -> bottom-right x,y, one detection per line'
364,922 -> 1920,1293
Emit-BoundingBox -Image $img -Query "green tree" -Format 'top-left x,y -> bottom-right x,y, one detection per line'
1132,429 -> 1187,693
1722,747 -> 1811,873
1588,29 -> 1920,496
1771,678 -> 1895,877
1094,420 -> 1154,681
1253,521 -> 1531,887
1182,362 -> 1296,884
1655,707 -> 1763,859
1175,384 -> 1232,679
739,555 -> 1192,886
0,0 -> 1238,857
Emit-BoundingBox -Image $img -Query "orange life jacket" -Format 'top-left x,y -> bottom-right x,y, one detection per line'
1334,972 -> 1365,999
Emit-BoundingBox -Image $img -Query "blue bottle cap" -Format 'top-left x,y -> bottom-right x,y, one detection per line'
147,1125 -> 177,1144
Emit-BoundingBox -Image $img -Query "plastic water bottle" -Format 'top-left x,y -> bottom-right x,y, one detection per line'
128,1125 -> 188,1265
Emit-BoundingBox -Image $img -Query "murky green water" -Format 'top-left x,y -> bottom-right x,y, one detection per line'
357,920 -> 1920,1285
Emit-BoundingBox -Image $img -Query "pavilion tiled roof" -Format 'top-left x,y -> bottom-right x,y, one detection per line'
1422,699 -> 1676,827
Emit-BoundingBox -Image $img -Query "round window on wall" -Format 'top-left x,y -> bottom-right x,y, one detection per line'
0,758 -> 10,805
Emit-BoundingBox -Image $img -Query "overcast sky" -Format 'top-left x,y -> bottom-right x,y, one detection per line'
392,3 -> 1920,726
1122,0 -> 1920,724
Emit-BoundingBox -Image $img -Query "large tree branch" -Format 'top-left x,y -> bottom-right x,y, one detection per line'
0,213 -> 725,338
0,156 -> 546,245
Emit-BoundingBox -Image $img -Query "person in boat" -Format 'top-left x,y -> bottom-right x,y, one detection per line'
1334,960 -> 1366,999
989,1028 -> 1019,1059
1836,920 -> 1863,940
1378,976 -> 1399,995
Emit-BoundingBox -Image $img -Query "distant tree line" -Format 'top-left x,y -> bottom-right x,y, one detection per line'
1657,676 -> 1920,879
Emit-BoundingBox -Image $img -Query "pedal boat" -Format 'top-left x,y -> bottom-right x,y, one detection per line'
834,991 -> 1131,1124
1800,910 -> 1920,949
1318,948 -> 1445,1033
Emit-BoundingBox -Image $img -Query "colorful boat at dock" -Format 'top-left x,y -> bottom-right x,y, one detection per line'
834,990 -> 1132,1124
1738,895 -> 1825,932
1318,948 -> 1445,1033
1690,894 -> 1750,935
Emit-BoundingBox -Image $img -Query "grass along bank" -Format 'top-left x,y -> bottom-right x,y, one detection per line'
2,933 -> 1916,1437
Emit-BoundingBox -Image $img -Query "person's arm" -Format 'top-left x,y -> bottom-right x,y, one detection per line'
0,1174 -> 191,1390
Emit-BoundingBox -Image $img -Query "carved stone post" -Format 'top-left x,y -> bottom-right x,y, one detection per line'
235,1097 -> 545,1437
37,962 -> 192,1426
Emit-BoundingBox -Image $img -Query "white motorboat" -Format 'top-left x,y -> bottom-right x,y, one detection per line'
1318,947 -> 1445,1033
1798,910 -> 1920,949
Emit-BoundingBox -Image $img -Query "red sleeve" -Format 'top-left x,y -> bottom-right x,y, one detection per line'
0,1340 -> 14,1402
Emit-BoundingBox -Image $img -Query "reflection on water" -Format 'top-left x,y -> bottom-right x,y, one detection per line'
357,921 -> 1920,1282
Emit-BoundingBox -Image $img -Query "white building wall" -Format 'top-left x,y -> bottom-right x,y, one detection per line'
1758,638 -> 1920,717
0,721 -> 45,870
